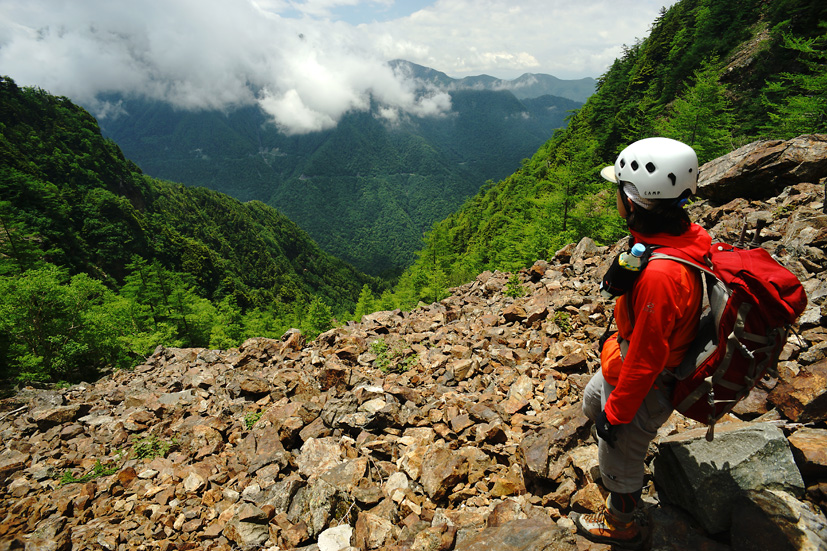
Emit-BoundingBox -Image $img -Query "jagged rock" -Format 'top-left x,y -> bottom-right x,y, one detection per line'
287,476 -> 351,538
528,261 -> 549,282
321,457 -> 368,495
298,437 -> 345,481
518,405 -> 589,487
420,445 -> 469,500
32,404 -> 83,430
24,516 -> 71,551
787,427 -> 827,477
654,423 -> 805,534
263,475 -> 304,514
223,513 -> 269,548
769,359 -> 827,422
409,523 -> 457,551
0,450 -> 28,483
353,511 -> 396,549
730,489 -> 827,551
698,134 -> 827,202
502,304 -> 528,324
318,524 -> 354,551
453,517 -> 576,550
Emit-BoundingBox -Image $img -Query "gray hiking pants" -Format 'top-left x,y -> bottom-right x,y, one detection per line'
582,369 -> 674,494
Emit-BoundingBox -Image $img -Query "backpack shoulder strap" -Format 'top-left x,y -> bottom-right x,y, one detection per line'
648,247 -> 715,278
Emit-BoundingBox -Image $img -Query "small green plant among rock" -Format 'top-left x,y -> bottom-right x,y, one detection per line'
59,458 -> 120,485
553,310 -> 572,333
370,339 -> 391,371
244,411 -> 264,430
133,435 -> 177,460
370,339 -> 417,373
505,273 -> 526,298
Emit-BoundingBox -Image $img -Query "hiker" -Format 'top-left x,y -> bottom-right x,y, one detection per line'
570,137 -> 712,549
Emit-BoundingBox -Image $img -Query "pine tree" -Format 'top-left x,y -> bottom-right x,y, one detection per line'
655,59 -> 735,163
353,284 -> 375,321
304,297 -> 333,338
762,29 -> 827,138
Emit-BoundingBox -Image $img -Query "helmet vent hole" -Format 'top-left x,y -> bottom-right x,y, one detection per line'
645,162 -> 656,173
631,161 -> 639,171
619,159 -> 626,168
668,173 -> 677,186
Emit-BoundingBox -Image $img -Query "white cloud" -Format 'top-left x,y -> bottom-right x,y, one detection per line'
369,0 -> 670,79
0,0 -> 672,134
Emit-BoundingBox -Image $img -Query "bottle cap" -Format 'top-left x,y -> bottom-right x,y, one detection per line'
631,243 -> 647,257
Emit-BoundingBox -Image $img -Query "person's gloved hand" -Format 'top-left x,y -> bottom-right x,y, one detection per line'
595,410 -> 618,448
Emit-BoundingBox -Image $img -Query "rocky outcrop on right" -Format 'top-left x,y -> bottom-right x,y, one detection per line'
698,133 -> 827,203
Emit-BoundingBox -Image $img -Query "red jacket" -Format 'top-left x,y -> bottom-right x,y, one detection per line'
601,223 -> 711,425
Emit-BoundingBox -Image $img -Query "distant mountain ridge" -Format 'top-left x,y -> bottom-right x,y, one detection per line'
389,60 -> 597,103
97,63 -> 589,275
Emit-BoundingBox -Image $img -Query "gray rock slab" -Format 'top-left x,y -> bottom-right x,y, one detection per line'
654,422 -> 805,534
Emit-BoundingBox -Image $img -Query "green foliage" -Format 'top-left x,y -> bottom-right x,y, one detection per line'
505,274 -> 527,298
352,284 -> 375,321
552,311 -> 573,333
370,339 -> 392,371
132,435 -> 177,459
761,26 -> 827,138
244,411 -> 264,430
0,76 -> 383,383
654,59 -> 735,163
0,265 -> 132,383
59,457 -> 121,485
303,297 -> 333,339
369,339 -> 417,373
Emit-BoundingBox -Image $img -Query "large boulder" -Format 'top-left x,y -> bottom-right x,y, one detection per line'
698,134 -> 827,203
653,422 -> 805,534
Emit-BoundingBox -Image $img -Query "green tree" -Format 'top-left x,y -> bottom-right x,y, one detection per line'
377,289 -> 396,311
353,284 -> 375,321
762,29 -> 827,138
0,200 -> 43,275
655,59 -> 735,163
209,296 -> 244,349
304,297 -> 333,338
0,266 -> 128,382
242,306 -> 290,341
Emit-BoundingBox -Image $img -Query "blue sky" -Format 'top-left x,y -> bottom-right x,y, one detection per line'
329,0 -> 435,24
0,0 -> 676,133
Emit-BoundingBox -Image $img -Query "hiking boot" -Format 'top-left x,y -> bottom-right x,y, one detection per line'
570,506 -> 643,550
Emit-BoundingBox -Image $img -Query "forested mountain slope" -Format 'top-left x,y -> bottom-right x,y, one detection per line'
0,76 -> 379,383
396,0 -> 826,302
99,79 -> 582,276
388,60 -> 596,103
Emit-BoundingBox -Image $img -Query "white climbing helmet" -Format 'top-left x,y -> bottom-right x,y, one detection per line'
600,137 -> 699,201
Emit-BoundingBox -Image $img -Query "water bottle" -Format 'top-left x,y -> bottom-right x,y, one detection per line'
618,243 -> 647,271
600,243 -> 647,299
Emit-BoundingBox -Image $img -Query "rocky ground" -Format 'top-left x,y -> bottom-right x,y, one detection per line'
0,136 -> 826,551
